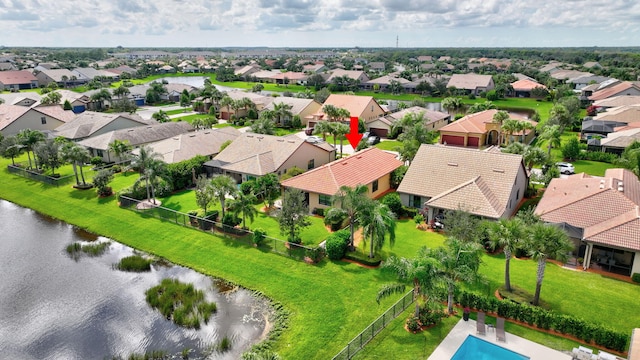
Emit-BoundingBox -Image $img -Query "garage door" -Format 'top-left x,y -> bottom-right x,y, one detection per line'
370,128 -> 388,138
467,137 -> 479,147
441,135 -> 465,146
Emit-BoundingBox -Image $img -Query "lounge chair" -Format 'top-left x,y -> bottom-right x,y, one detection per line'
496,317 -> 506,342
476,311 -> 486,335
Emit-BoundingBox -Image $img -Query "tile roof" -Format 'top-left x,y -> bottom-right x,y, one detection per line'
589,81 -> 640,101
263,97 -> 321,115
206,133 -> 333,176
320,94 -> 382,118
280,147 -> 403,195
438,109 -> 533,134
593,105 -> 640,123
369,106 -> 449,127
53,111 -> 153,140
535,168 -> 640,250
366,75 -> 411,85
447,74 -> 493,90
600,127 -> 640,148
326,69 -> 368,82
510,79 -> 546,91
593,95 -> 640,108
77,122 -> 193,150
0,104 -> 75,131
0,70 -> 37,85
146,127 -> 241,164
36,68 -> 76,82
397,145 -> 526,219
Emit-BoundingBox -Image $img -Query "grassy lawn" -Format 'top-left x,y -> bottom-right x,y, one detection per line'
274,127 -> 302,136
534,131 -> 617,176
375,140 -> 402,152
164,107 -> 192,116
171,113 -> 211,123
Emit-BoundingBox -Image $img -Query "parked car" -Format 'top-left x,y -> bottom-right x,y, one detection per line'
305,136 -> 324,144
557,162 -> 575,175
367,135 -> 381,145
304,127 -> 314,136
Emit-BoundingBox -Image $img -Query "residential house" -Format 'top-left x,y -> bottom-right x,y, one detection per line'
53,111 -> 155,141
54,89 -> 92,113
302,64 -> 327,73
583,61 -> 602,69
165,83 -> 199,102
447,74 -> 495,96
588,81 -> 640,102
270,71 -> 308,85
71,67 -> 119,82
366,106 -> 450,138
567,75 -> 612,90
281,147 -> 403,212
219,91 -> 273,120
593,105 -> 640,124
362,75 -> 410,92
600,128 -> 640,154
0,104 -> 76,135
77,122 -> 193,163
143,127 -> 241,164
0,70 -> 38,90
0,62 -> 17,71
438,109 -> 537,148
203,133 -> 335,183
534,169 -> 640,277
326,69 -> 370,84
510,79 -> 546,98
593,95 -> 640,109
104,65 -> 138,77
234,64 -> 261,78
309,94 -> 385,127
417,56 -> 433,62
33,68 -> 83,87
397,145 -> 528,222
550,70 -> 592,82
369,62 -> 386,72
262,97 -> 322,127
581,120 -> 627,141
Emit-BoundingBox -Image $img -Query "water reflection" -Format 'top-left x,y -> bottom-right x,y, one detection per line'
0,200 -> 271,359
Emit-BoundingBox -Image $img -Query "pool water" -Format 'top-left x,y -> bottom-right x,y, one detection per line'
451,335 -> 530,360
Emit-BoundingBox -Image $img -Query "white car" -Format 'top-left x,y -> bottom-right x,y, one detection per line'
305,136 -> 324,144
557,162 -> 575,175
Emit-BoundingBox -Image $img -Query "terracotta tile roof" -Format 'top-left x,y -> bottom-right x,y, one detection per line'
535,168 -> 640,250
281,147 -> 403,195
54,111 -> 153,140
438,109 -> 533,134
447,74 -> 493,90
263,97 -> 321,115
320,94 -> 383,118
0,70 -> 37,85
131,127 -> 240,164
397,145 -> 526,219
511,79 -> 546,91
589,81 -> 640,101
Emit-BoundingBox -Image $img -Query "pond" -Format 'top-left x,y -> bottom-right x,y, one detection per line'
0,199 -> 271,359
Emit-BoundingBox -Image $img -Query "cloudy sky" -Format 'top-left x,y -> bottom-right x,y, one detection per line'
1,0 -> 639,48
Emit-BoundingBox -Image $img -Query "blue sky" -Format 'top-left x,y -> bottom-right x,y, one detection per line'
1,0 -> 639,48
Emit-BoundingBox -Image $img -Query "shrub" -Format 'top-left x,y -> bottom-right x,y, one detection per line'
117,255 -> 152,272
240,180 -> 255,195
467,93 -> 476,100
305,247 -> 323,263
581,151 -> 618,163
344,251 -> 382,267
166,155 -> 207,190
418,306 -> 446,327
486,90 -> 499,101
381,192 -> 403,216
111,164 -> 122,173
325,229 -> 350,260
222,213 -> 241,228
323,207 -> 347,231
402,206 -> 418,219
312,208 -> 325,217
414,213 -> 424,225
406,316 -> 421,332
253,228 -> 267,246
561,137 -> 582,161
632,273 -> 640,283
90,156 -> 104,168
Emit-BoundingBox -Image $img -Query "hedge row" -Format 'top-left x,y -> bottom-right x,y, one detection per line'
457,291 -> 628,352
578,151 -> 619,163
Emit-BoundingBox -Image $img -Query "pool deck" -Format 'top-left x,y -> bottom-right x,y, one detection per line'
428,318 -> 572,360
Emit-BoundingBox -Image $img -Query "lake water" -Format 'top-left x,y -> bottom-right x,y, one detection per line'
0,200 -> 271,359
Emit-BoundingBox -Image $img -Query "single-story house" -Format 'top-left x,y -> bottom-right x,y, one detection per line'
261,97 -> 322,127
447,74 -> 495,96
71,67 -> 119,82
33,68 -> 85,87
203,133 -> 336,183
280,147 -> 403,212
270,71 -> 308,85
142,127 -> 241,164
535,169 -> 640,277
593,95 -> 640,109
397,144 -> 528,222
0,70 -> 38,90
366,106 -> 450,138
581,120 -> 627,140
219,91 -> 273,120
362,75 -> 410,91
600,128 -> 640,155
438,109 -> 537,148
326,69 -> 370,84
53,111 -> 155,141
509,79 -> 546,98
589,82 -> 640,102
566,75 -> 612,90
593,105 -> 640,124
234,65 -> 261,78
0,104 -> 76,136
309,94 -> 385,126
77,121 -> 193,163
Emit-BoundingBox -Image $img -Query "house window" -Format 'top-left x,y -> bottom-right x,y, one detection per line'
412,195 -> 421,208
308,159 -> 314,170
96,150 -> 103,157
41,117 -> 46,124
319,194 -> 331,206
516,189 -> 520,200
372,179 -> 379,193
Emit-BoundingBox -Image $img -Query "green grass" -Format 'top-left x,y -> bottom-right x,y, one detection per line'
375,140 -> 402,151
170,113 -> 210,123
534,131 -> 617,176
164,107 -> 193,115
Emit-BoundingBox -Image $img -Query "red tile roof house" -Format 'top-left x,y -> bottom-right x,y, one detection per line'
438,109 -> 537,148
0,70 -> 38,91
280,147 -> 403,212
308,94 -> 386,127
0,104 -> 76,136
509,79 -> 547,98
203,133 -> 336,184
588,81 -> 640,102
446,74 -> 495,96
534,169 -> 640,277
397,145 -> 528,223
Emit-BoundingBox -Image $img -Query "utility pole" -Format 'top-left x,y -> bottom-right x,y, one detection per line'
396,35 -> 399,48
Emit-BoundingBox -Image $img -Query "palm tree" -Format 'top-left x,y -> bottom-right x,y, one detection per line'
272,102 -> 293,126
377,247 -> 441,318
361,201 -> 397,258
146,158 -> 167,204
131,145 -> 162,202
526,222 -> 573,306
492,110 -> 510,145
332,184 -> 369,250
219,95 -> 233,120
17,129 -> 45,169
152,110 -> 170,123
523,146 -> 549,171
60,141 -> 91,186
113,85 -> 130,100
519,121 -> 535,144
501,119 -> 521,146
108,139 -> 132,163
333,122 -> 350,155
539,124 -> 563,155
0,136 -> 23,165
250,116 -> 276,135
229,191 -> 258,229
322,104 -> 341,122
90,89 -> 112,111
210,174 -> 237,219
440,97 -> 463,115
313,121 -> 332,141
390,112 -> 424,138
489,218 -> 525,293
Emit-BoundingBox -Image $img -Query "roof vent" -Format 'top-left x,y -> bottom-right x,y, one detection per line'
189,134 -> 196,137
618,182 -> 624,192
492,168 -> 505,173
277,139 -> 284,142
447,162 -> 458,167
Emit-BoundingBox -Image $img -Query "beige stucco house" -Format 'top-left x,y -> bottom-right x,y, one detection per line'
53,111 -> 155,141
0,104 -> 76,136
438,110 -> 537,148
309,94 -> 385,127
366,106 -> 451,138
262,97 -> 322,127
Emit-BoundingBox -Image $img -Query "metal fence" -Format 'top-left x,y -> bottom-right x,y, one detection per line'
332,290 -> 415,360
7,165 -> 77,187
118,195 -> 321,262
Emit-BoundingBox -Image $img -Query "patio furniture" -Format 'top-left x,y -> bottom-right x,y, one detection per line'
496,317 -> 506,342
476,311 -> 486,335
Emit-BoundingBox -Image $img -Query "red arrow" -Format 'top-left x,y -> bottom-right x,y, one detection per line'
345,116 -> 363,149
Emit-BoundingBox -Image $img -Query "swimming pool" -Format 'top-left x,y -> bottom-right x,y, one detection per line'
451,335 -> 530,360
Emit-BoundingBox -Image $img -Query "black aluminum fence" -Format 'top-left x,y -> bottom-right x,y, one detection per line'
332,290 -> 415,360
118,195 -> 321,262
7,164 -> 77,187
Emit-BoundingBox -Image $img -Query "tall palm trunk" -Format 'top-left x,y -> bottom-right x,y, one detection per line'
26,150 -> 33,169
413,278 -> 421,318
349,218 -> 355,251
448,283 -> 455,314
504,248 -> 512,292
369,232 -> 374,258
71,162 -> 79,185
79,164 -> 86,185
532,259 -> 546,306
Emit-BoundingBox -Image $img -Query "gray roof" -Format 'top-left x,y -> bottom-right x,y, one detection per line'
77,121 -> 193,150
581,120 -> 627,134
144,127 -> 241,164
54,111 -> 154,140
263,97 -> 321,115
